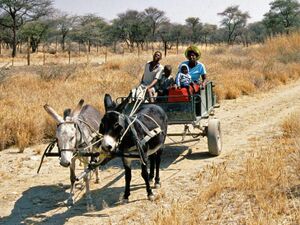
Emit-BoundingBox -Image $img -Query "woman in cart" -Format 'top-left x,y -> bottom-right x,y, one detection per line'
176,45 -> 207,88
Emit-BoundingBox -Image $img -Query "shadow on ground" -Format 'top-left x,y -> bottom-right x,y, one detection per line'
0,144 -> 214,224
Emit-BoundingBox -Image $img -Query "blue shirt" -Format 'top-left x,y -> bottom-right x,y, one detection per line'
178,61 -> 206,83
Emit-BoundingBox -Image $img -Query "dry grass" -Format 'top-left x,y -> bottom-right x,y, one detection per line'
1,33 -> 300,151
149,112 -> 300,224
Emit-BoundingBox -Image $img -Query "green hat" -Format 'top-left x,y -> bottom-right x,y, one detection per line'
185,46 -> 201,60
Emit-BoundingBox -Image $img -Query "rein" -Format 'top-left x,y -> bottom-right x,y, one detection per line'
57,118 -> 102,153
109,110 -> 162,165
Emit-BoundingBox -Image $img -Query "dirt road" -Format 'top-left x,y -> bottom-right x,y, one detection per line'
1,80 -> 300,224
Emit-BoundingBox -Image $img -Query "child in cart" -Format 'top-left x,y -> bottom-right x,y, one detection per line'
156,65 -> 175,102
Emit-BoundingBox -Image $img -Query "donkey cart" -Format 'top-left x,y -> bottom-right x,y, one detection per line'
119,81 -> 222,156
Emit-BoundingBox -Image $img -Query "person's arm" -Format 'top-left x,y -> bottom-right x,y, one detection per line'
200,63 -> 207,86
147,78 -> 158,90
175,73 -> 181,88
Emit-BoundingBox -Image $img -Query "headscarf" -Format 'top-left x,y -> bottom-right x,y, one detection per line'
184,46 -> 201,60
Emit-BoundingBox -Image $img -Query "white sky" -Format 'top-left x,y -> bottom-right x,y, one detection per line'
53,0 -> 272,25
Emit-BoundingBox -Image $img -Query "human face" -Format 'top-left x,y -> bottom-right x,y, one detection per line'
181,67 -> 188,74
153,52 -> 162,62
188,51 -> 197,62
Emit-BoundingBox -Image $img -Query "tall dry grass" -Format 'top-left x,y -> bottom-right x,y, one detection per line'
149,112 -> 300,224
1,33 -> 300,151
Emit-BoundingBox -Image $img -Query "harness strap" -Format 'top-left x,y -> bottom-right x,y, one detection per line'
139,127 -> 162,146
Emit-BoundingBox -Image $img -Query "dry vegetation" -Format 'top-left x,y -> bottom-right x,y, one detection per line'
0,33 -> 300,151
125,112 -> 299,224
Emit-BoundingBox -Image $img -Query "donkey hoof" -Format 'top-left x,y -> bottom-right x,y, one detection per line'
148,194 -> 155,201
155,182 -> 161,189
95,179 -> 100,184
66,198 -> 74,206
87,203 -> 95,212
122,198 -> 129,204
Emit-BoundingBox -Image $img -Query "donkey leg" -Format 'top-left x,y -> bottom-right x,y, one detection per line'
148,154 -> 155,184
141,163 -> 154,201
154,149 -> 163,188
67,159 -> 76,206
123,164 -> 132,203
84,164 -> 94,211
95,167 -> 100,184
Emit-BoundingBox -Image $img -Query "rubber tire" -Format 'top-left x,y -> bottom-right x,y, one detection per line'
207,119 -> 222,156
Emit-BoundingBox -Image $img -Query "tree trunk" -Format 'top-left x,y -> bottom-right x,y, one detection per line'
12,25 -> 17,57
164,41 -> 167,57
61,35 -> 66,52
113,41 -> 117,53
27,37 -> 30,66
137,42 -> 140,57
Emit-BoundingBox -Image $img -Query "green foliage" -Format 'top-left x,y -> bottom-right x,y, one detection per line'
218,5 -> 250,44
0,0 -> 53,56
263,0 -> 300,35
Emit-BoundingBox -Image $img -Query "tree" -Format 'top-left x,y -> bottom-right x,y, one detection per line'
247,22 -> 267,43
20,19 -> 52,52
143,7 -> 169,50
157,22 -> 173,56
185,17 -> 202,43
54,12 -> 77,51
218,5 -> 250,44
264,0 -> 300,35
201,23 -> 217,46
71,14 -> 108,52
169,23 -> 185,54
0,0 -> 53,57
111,10 -> 150,51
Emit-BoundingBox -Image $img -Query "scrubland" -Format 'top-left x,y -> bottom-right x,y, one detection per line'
0,34 -> 299,223
0,33 -> 300,152
150,112 -> 300,224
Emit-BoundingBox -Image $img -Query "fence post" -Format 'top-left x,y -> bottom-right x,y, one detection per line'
105,46 -> 107,63
27,37 -> 30,66
68,49 -> 71,64
137,43 -> 140,58
0,41 -> 1,55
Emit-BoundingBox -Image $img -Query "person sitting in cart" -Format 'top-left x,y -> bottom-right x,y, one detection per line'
178,45 -> 207,88
175,64 -> 193,96
140,51 -> 164,102
156,65 -> 175,100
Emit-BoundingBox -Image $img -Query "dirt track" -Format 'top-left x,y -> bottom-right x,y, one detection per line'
1,80 -> 300,224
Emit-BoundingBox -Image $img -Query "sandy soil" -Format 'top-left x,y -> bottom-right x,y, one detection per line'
1,80 -> 300,225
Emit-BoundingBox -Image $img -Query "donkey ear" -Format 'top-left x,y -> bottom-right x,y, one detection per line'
44,104 -> 64,123
104,94 -> 116,112
63,108 -> 71,120
71,99 -> 84,117
115,92 -> 131,112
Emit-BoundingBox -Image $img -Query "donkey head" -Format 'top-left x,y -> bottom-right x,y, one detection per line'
100,94 -> 130,152
44,99 -> 84,167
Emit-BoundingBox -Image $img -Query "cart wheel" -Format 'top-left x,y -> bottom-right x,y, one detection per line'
207,119 -> 222,156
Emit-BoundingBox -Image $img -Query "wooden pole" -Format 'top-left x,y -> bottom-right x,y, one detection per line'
68,49 -> 71,64
27,37 -> 30,66
86,43 -> 89,63
105,46 -> 107,63
137,43 -> 140,58
0,41 -> 1,55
